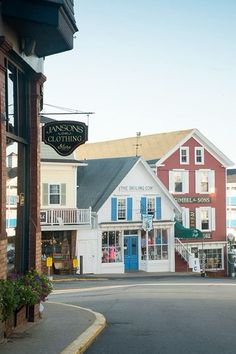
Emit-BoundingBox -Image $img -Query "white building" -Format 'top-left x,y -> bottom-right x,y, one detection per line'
77,156 -> 182,274
40,131 -> 91,274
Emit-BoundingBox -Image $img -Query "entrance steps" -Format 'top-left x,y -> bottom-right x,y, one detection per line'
175,251 -> 192,272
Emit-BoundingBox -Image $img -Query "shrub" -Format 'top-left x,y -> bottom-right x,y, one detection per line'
0,270 -> 53,321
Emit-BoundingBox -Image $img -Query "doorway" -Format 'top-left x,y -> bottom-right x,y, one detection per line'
124,236 -> 138,272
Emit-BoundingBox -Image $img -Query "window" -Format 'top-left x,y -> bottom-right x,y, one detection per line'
199,248 -> 223,270
50,184 -> 60,204
5,60 -> 29,274
169,170 -> 189,194
117,198 -> 126,220
42,183 -> 66,206
195,147 -> 204,164
195,170 -> 215,194
5,61 -> 27,138
196,207 -> 215,231
141,228 -> 168,260
147,197 -> 155,215
140,196 -> 161,219
180,147 -> 189,164
111,197 -> 132,221
102,231 -> 122,263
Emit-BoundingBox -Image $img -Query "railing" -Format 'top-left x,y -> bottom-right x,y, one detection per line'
40,207 -> 91,226
175,237 -> 193,268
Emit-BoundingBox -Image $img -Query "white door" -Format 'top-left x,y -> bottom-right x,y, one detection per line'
78,240 -> 97,274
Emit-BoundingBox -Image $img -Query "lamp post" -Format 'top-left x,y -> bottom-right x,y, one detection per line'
227,233 -> 235,277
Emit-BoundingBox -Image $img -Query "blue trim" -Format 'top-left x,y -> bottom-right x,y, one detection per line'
140,197 -> 146,218
127,197 -> 132,221
111,197 -> 117,221
155,197 -> 161,219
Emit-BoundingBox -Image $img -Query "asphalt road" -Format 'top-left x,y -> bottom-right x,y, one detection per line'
51,276 -> 236,354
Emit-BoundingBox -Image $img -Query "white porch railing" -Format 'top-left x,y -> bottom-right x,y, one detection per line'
40,207 -> 91,226
175,237 -> 194,268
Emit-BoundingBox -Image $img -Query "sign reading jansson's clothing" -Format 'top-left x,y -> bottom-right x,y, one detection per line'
42,121 -> 88,156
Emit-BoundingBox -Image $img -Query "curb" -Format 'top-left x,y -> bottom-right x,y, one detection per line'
47,302 -> 106,354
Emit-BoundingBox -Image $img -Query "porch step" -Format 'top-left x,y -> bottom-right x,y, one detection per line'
175,251 -> 192,272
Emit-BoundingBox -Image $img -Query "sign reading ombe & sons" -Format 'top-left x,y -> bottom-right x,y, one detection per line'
42,121 -> 88,156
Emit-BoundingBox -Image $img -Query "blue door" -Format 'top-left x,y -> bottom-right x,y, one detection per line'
124,236 -> 138,271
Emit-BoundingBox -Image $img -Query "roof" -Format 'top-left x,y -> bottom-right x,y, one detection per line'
76,128 -> 234,168
40,142 -> 81,164
77,156 -> 139,212
227,169 -> 236,183
77,156 -> 182,215
76,129 -> 193,161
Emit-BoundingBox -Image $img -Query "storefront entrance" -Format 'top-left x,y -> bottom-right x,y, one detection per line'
124,236 -> 138,271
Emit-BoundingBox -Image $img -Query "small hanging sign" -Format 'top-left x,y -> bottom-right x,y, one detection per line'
142,214 -> 153,232
42,120 -> 88,156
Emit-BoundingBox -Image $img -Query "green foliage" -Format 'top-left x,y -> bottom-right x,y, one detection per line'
0,279 -> 15,322
0,270 -> 53,322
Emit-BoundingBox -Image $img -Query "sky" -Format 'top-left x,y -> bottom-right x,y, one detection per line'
43,0 -> 236,167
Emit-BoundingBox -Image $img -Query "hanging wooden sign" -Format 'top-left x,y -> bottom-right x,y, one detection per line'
42,120 -> 88,156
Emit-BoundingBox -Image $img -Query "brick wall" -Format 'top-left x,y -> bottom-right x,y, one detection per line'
28,73 -> 46,272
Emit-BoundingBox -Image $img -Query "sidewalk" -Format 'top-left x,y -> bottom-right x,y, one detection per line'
0,302 -> 106,354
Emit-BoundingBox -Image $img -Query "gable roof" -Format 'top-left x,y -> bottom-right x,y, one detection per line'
75,128 -> 234,168
77,156 -> 139,212
77,156 -> 182,215
76,129 -> 193,161
40,142 -> 84,164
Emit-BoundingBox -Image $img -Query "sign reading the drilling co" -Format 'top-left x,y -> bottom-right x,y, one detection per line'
42,121 -> 88,156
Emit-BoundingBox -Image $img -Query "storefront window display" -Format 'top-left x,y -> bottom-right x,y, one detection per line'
41,231 -> 71,260
141,228 -> 168,260
102,231 -> 122,263
199,248 -> 222,269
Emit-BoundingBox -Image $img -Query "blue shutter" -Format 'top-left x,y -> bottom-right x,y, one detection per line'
156,197 -> 161,219
127,197 -> 132,221
111,197 -> 117,221
140,197 -> 146,218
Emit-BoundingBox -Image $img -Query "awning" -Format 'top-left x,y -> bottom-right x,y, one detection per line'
175,220 -> 203,239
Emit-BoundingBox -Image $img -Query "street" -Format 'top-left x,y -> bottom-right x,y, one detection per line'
51,275 -> 236,354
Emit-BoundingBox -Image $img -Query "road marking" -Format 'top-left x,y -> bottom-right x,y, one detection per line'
52,282 -> 236,295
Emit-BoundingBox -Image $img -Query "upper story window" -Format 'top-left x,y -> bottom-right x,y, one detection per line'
42,183 -> 66,206
147,197 -> 155,216
117,198 -> 126,220
111,197 -> 132,221
169,170 -> 189,194
195,170 -> 215,194
140,196 -> 161,220
195,147 -> 204,165
196,207 -> 215,232
180,147 -> 189,164
5,60 -> 27,139
49,184 -> 60,204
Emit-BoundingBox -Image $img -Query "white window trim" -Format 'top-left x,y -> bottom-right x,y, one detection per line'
117,197 -> 127,221
49,183 -> 61,205
196,207 -> 216,232
169,169 -> 189,194
182,207 -> 190,228
180,147 -> 189,165
194,147 -> 204,165
195,169 -> 215,194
